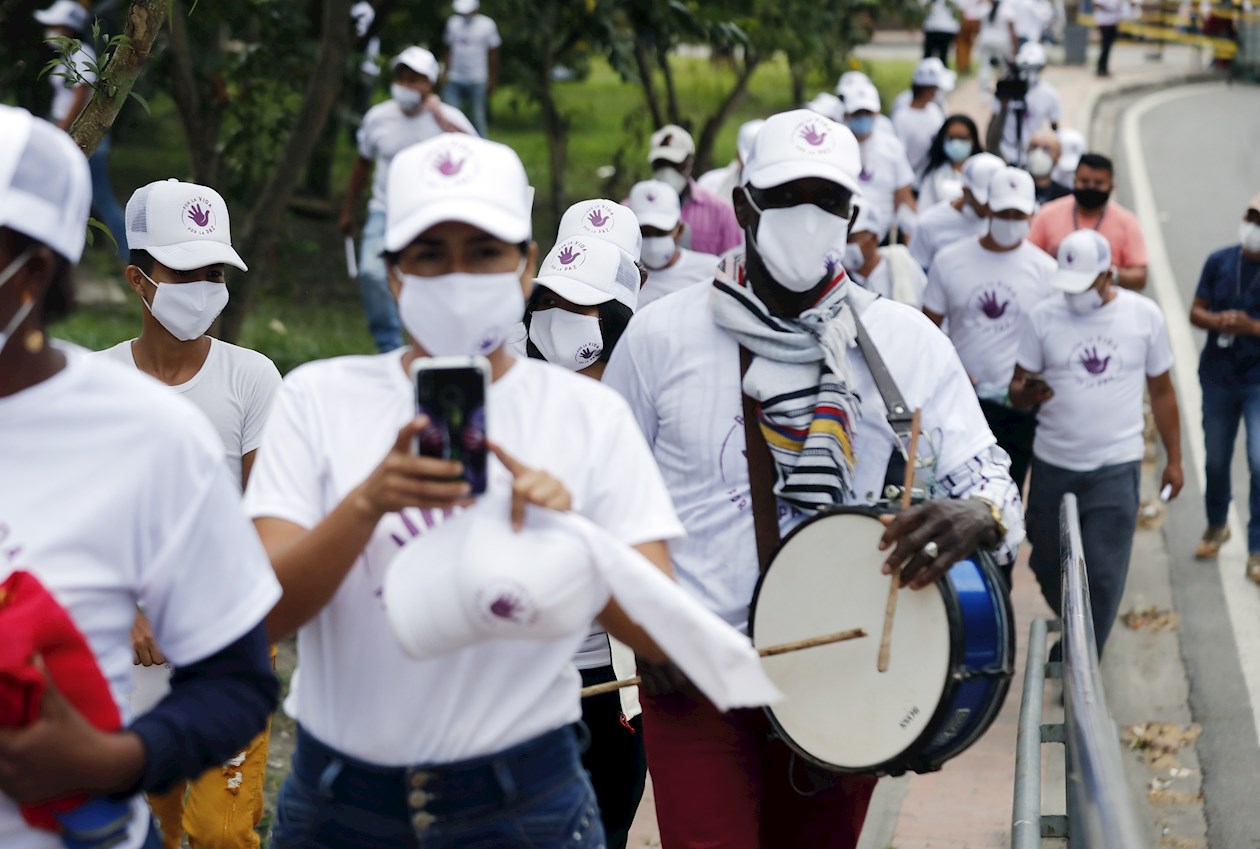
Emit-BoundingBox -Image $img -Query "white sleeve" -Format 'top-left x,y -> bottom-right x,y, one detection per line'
241,356 -> 283,456
356,110 -> 377,159
603,326 -> 661,449
922,256 -> 949,314
909,219 -> 934,270
894,147 -> 916,190
443,17 -> 456,44
920,335 -> 998,474
243,373 -> 328,530
486,19 -> 502,48
140,428 -> 281,667
1015,310 -> 1046,373
1145,306 -> 1175,377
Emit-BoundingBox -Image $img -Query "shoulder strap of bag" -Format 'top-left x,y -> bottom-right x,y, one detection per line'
852,312 -> 918,494
740,346 -> 781,573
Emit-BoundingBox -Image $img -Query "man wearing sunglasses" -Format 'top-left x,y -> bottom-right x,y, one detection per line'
605,109 -> 1024,849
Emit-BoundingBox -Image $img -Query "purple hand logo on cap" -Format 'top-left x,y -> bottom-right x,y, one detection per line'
587,209 -> 609,228
557,245 -> 581,266
489,593 -> 526,621
187,203 -> 211,229
1065,250 -> 1076,265
801,124 -> 828,147
436,152 -> 465,177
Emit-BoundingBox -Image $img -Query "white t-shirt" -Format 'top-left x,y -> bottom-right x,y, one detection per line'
993,79 -> 1062,165
1009,0 -> 1053,39
1093,0 -> 1128,26
923,0 -> 963,33
0,351 -> 281,849
358,101 -> 477,212
641,248 -> 720,307
99,339 -> 282,490
909,200 -> 988,271
243,353 -> 683,765
49,44 -> 96,123
978,0 -> 1017,51
857,134 -> 917,241
892,102 -> 946,183
605,284 -> 995,630
919,162 -> 966,209
923,237 -> 1057,398
443,14 -> 502,83
1017,290 -> 1173,471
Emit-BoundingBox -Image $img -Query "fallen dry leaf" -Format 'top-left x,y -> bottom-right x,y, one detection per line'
1120,606 -> 1181,632
1149,789 -> 1204,806
1122,722 -> 1202,765
1157,838 -> 1204,848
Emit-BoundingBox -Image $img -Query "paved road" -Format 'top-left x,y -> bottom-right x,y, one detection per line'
1118,82 -> 1260,848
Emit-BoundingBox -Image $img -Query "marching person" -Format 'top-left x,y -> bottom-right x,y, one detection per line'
835,72 -> 896,138
627,180 -> 720,306
844,84 -> 918,244
442,0 -> 501,137
987,41 -> 1061,168
340,46 -> 475,353
0,106 -> 279,849
1028,152 -> 1149,290
605,109 -> 1024,849
911,151 -> 1005,273
916,114 -> 983,208
920,0 -> 962,63
698,119 -> 765,204
246,134 -> 692,849
100,179 -> 283,849
1010,229 -> 1182,654
646,124 -> 743,256
1025,129 -> 1071,206
1188,191 -> 1260,581
891,59 -> 952,185
975,0 -> 1019,92
842,203 -> 928,307
923,167 -> 1056,499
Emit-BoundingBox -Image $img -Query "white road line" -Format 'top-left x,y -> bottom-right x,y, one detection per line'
1124,82 -> 1260,747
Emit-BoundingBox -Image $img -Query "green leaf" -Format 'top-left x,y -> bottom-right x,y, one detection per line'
86,217 -> 118,253
129,90 -> 152,115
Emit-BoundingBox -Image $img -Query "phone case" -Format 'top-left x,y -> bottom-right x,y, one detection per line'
410,357 -> 492,495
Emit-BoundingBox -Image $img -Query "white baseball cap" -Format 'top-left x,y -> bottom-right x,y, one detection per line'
1015,41 -> 1048,69
1249,191 -> 1260,215
850,201 -> 882,237
648,124 -> 695,165
0,105 -> 91,263
736,118 -> 765,163
534,235 -> 639,312
383,494 -> 608,660
962,152 -> 1007,205
125,180 -> 247,271
804,92 -> 845,123
34,0 -> 89,31
391,46 -> 441,81
986,167 -> 1037,215
742,109 -> 862,196
1052,229 -> 1113,293
557,199 -> 642,263
843,82 -> 881,115
626,180 -> 681,231
912,57 -> 957,92
453,0 -> 479,13
835,70 -> 872,97
1057,128 -> 1086,173
385,134 -> 532,251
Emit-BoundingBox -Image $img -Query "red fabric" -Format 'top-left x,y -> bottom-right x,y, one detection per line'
0,571 -> 122,831
641,692 -> 877,849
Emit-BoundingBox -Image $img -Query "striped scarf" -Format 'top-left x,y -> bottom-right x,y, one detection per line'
710,254 -> 861,510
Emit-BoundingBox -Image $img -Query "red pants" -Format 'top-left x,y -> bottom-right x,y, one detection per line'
641,693 -> 878,849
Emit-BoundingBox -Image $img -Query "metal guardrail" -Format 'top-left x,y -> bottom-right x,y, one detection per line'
1011,494 -> 1148,848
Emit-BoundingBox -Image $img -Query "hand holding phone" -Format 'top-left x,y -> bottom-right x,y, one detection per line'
412,357 -> 491,495
353,418 -> 472,521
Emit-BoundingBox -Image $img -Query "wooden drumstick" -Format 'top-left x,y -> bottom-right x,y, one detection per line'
578,627 -> 868,698
878,408 -> 921,674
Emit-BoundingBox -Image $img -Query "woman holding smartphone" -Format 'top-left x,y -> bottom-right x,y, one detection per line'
245,134 -> 686,849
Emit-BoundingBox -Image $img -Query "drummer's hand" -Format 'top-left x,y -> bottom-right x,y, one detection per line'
878,500 -> 999,590
490,442 -> 572,531
636,657 -> 695,698
131,609 -> 165,667
353,417 -> 474,520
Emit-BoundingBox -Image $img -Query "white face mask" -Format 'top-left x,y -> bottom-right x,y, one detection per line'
391,83 -> 424,111
1240,221 -> 1260,254
397,261 -> 526,357
528,308 -> 604,371
652,167 -> 689,196
140,271 -> 229,341
988,217 -> 1029,248
1065,286 -> 1105,314
640,236 -> 677,271
842,242 -> 866,275
745,191 -> 852,292
0,249 -> 36,357
1027,148 -> 1056,179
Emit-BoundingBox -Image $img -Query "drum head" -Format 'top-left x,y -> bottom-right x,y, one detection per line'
751,510 -> 953,772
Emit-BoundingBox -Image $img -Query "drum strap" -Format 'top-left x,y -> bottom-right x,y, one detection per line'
739,346 -> 782,573
853,313 -> 917,491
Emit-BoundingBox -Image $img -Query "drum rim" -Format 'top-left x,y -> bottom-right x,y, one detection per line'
748,505 -> 969,776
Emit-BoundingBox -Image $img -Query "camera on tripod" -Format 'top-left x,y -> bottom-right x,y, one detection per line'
994,66 -> 1031,103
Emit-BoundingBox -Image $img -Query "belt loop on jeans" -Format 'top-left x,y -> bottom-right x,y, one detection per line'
317,758 -> 344,799
491,760 -> 519,806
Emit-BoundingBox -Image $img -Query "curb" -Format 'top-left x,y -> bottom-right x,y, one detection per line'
1078,70 -> 1222,144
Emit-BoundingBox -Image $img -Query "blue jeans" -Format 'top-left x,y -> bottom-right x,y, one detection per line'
443,79 -> 488,137
89,135 -> 128,260
1201,376 -> 1260,550
358,209 -> 403,353
1026,457 -> 1141,655
269,724 -> 606,849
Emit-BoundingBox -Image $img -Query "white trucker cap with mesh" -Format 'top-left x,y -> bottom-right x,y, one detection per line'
0,105 -> 91,263
126,179 -> 247,271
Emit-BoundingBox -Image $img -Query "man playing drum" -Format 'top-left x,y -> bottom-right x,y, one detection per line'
604,109 -> 1025,849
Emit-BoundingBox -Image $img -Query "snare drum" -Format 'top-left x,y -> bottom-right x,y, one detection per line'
748,506 -> 1014,776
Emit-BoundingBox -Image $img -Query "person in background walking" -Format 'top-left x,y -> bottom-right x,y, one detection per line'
1092,0 -> 1127,77
34,0 -> 128,262
646,124 -> 743,256
1025,129 -> 1071,206
956,0 -> 988,73
922,0 -> 962,63
893,59 -> 953,186
1189,191 -> 1260,583
442,0 -> 500,137
917,114 -> 983,209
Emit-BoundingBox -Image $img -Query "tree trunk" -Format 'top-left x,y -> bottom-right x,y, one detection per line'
218,0 -> 353,343
632,35 -> 665,129
656,40 -> 681,126
166,0 -> 222,186
67,0 -> 169,157
694,51 -> 760,175
789,60 -> 806,106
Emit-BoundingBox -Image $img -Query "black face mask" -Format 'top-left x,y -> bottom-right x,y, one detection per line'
1074,188 -> 1110,210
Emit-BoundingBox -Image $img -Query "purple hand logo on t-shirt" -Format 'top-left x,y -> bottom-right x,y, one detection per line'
1079,346 -> 1111,375
978,290 -> 1010,319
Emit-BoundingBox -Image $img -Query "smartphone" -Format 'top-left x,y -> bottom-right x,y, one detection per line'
1024,373 -> 1051,393
410,357 -> 491,495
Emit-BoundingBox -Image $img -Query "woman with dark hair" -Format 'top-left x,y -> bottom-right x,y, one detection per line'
919,114 -> 983,208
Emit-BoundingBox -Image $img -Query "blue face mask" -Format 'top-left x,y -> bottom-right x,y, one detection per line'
846,115 -> 875,138
944,138 -> 973,163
